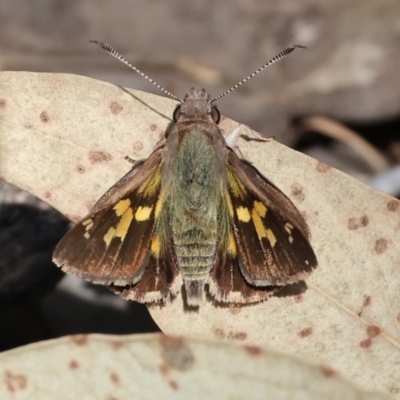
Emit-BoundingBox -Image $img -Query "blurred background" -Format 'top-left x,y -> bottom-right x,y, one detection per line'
1,0 -> 400,351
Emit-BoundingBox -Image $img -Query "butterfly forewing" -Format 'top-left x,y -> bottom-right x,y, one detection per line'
226,150 -> 317,287
53,149 -> 165,286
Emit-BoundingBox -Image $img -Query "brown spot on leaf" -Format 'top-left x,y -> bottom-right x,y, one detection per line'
0,99 -> 6,108
69,360 -> 79,369
298,327 -> 313,338
150,124 -> 158,131
110,101 -> 123,115
159,363 -> 169,376
76,164 -> 86,174
228,307 -> 241,315
110,372 -> 120,384
390,387 -> 400,395
366,325 -> 381,338
133,141 -> 144,152
228,331 -> 247,341
212,327 -> 225,339
160,336 -> 195,371
40,111 -> 50,123
359,296 -> 372,316
111,340 -> 124,350
374,238 -> 388,254
89,150 -> 112,164
387,200 -> 399,212
360,338 -> 372,349
397,313 -> 400,323
294,294 -> 303,303
70,334 -> 88,346
244,345 -> 262,357
316,161 -> 330,173
4,370 -> 27,392
319,364 -> 336,378
169,380 -> 179,391
291,183 -> 305,202
363,295 -> 371,307
348,215 -> 369,230
44,191 -> 51,199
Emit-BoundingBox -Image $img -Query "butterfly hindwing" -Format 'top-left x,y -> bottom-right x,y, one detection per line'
110,232 -> 182,302
208,246 -> 278,303
226,150 -> 317,287
53,148 -> 164,286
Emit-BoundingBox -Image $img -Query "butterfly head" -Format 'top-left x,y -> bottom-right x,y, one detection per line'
173,88 -> 220,124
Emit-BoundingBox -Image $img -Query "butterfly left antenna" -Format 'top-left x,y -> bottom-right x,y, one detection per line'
90,40 -> 182,103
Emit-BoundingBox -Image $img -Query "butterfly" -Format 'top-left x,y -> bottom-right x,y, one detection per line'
53,43 -> 317,306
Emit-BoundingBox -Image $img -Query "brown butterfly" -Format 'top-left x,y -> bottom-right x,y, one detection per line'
53,43 -> 317,307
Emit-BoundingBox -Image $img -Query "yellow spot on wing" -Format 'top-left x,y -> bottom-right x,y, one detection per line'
236,206 -> 251,222
284,222 -> 294,234
253,201 -> 267,217
155,194 -> 164,218
103,227 -> 116,247
82,218 -> 93,226
266,229 -> 277,247
251,208 -> 277,248
135,206 -> 153,221
115,207 -> 134,239
251,208 -> 267,239
82,218 -> 94,238
151,236 -> 160,257
138,169 -> 161,197
228,170 -> 246,199
225,192 -> 234,217
113,199 -> 131,216
228,234 -> 237,255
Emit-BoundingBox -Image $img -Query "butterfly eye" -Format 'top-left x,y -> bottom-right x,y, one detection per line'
173,106 -> 181,122
211,106 -> 220,124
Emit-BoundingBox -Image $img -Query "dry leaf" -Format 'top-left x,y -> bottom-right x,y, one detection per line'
1,72 -> 400,397
0,333 -> 394,400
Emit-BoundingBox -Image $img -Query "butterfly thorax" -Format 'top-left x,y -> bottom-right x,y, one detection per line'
162,117 -> 228,304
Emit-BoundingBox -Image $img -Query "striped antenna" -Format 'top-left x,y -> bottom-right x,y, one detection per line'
90,41 -> 182,103
211,45 -> 306,103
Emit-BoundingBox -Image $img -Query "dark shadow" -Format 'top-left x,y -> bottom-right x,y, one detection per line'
118,86 -> 174,122
273,281 -> 308,297
0,202 -> 160,352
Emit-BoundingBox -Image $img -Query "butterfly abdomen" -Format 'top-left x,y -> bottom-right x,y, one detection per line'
165,127 -> 226,304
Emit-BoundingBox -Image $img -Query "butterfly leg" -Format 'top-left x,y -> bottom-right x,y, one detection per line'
124,155 -> 138,165
225,124 -> 274,157
124,137 -> 167,166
